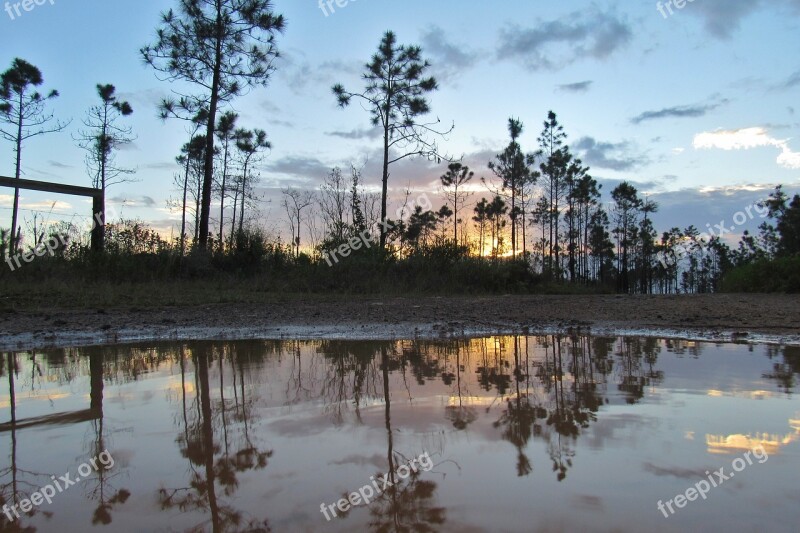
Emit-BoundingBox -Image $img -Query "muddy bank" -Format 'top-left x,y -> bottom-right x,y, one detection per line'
2,294 -> 799,350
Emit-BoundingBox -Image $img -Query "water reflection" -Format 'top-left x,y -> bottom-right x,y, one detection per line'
1,336 -> 799,532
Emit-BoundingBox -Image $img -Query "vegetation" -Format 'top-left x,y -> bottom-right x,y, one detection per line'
2,7 -> 799,297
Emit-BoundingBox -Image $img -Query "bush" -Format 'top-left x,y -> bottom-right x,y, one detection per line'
721,256 -> 800,293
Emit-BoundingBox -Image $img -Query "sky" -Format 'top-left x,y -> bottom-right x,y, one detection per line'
1,0 -> 799,245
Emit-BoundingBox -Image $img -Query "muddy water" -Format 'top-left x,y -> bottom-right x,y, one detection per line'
1,337 -> 798,532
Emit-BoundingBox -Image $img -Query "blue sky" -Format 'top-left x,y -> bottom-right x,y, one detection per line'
1,0 -> 799,243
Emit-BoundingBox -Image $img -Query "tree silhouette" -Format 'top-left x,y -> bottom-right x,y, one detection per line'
439,162 -> 474,244
0,58 -> 68,252
333,31 -> 453,249
141,0 -> 285,250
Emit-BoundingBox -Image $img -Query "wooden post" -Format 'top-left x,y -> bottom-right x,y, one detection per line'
91,192 -> 105,252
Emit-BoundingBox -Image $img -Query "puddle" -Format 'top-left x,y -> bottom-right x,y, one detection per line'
1,336 -> 799,532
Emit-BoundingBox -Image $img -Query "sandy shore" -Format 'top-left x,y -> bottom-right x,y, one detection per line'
2,293 -> 799,350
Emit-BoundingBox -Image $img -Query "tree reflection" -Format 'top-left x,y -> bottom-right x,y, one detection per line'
158,343 -> 272,532
493,337 -> 541,476
764,345 -> 800,393
444,341 -> 477,431
84,347 -> 130,525
489,335 -> 615,481
365,346 -> 446,532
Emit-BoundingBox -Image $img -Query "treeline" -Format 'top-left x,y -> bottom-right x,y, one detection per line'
2,1 -> 798,293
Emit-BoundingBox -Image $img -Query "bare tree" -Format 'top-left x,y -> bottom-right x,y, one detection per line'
319,167 -> 349,246
281,188 -> 314,258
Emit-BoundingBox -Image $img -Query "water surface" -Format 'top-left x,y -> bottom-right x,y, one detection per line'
1,336 -> 799,532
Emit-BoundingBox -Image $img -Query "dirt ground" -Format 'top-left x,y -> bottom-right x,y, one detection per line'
2,293 -> 799,350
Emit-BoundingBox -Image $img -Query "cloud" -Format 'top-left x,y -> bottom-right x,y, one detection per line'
270,119 -> 294,128
497,8 -> 632,71
325,126 -> 382,140
557,80 -> 593,93
693,127 -> 800,169
19,199 -> 74,212
116,88 -> 168,110
573,137 -> 649,171
420,25 -> 478,85
775,68 -> 800,90
265,155 -> 331,181
596,178 -> 664,194
48,160 -> 73,169
631,100 -> 727,124
278,50 -> 360,96
141,161 -> 178,171
682,0 -> 800,39
109,195 -> 156,208
683,0 -> 763,39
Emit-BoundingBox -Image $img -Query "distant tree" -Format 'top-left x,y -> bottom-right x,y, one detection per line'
349,165 -> 367,235
177,135 -> 212,244
75,84 -> 135,192
588,207 -> 614,284
530,196 -> 550,268
215,111 -> 238,249
537,111 -> 567,273
281,188 -> 314,258
319,167 -> 349,249
142,0 -> 285,250
611,182 -> 643,293
231,128 -> 270,238
637,195 -> 658,293
0,58 -> 68,251
566,172 -> 601,282
486,195 -> 508,260
473,198 -> 489,257
333,31 -> 453,249
563,157 -> 590,282
760,185 -> 800,257
171,115 -> 206,255
489,118 -> 531,258
403,205 -> 438,250
74,84 -> 135,250
440,162 -> 473,244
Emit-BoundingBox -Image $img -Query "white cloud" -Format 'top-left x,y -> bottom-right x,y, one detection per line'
693,127 -> 800,169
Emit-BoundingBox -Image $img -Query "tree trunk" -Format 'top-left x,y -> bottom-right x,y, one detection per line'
199,6 -> 224,250
10,96 -> 23,252
379,125 -> 390,249
218,139 -> 229,250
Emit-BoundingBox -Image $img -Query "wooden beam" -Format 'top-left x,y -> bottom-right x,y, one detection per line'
0,175 -> 102,198
0,408 -> 100,432
0,175 -> 106,252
